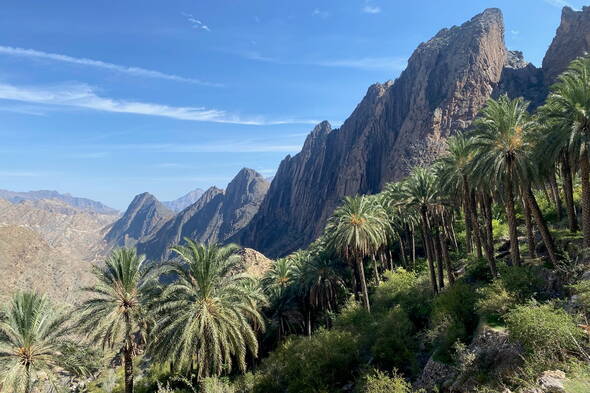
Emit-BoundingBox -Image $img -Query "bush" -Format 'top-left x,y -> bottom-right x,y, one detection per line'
251,328 -> 360,393
500,266 -> 546,301
357,369 -> 414,393
372,268 -> 432,328
475,280 -> 518,323
570,280 -> 590,315
371,306 -> 418,375
201,377 -> 235,393
505,301 -> 583,360
428,281 -> 479,362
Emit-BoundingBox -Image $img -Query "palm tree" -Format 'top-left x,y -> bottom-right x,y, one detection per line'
400,167 -> 443,294
541,55 -> 590,246
0,292 -> 70,393
471,95 -> 558,266
326,195 -> 389,312
149,240 -> 265,379
75,248 -> 150,393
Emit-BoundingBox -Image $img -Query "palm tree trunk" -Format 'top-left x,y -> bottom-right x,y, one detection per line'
399,237 -> 407,268
562,152 -> 579,232
356,255 -> 371,312
471,190 -> 483,258
440,231 -> 455,285
479,193 -> 498,277
434,227 -> 445,289
463,178 -> 473,254
411,229 -> 416,269
581,147 -> 590,248
124,315 -> 134,393
421,209 -> 438,294
549,171 -> 563,220
505,177 -> 520,267
525,186 -> 558,265
522,197 -> 536,259
24,364 -> 31,393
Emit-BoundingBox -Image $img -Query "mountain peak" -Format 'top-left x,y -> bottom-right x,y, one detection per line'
163,188 -> 205,212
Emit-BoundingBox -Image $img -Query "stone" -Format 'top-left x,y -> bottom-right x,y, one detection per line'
537,370 -> 566,393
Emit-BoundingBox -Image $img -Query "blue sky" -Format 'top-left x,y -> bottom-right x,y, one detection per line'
0,0 -> 583,209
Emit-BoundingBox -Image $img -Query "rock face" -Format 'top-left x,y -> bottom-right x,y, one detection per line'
543,6 -> 590,84
0,189 -> 117,214
137,168 -> 269,261
238,7 -> 590,258
163,188 -> 205,212
104,192 -> 174,248
239,9 -> 509,257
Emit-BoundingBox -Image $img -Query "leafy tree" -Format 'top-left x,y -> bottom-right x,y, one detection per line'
326,195 -> 389,312
541,55 -> 590,246
149,241 -> 265,379
0,292 -> 69,393
75,248 -> 151,393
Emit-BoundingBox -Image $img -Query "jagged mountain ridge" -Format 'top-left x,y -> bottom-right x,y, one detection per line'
136,168 -> 269,261
0,189 -> 118,214
163,188 -> 205,212
236,6 -> 590,257
104,192 -> 174,248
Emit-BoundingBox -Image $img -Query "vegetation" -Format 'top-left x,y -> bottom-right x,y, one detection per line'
10,55 -> 590,393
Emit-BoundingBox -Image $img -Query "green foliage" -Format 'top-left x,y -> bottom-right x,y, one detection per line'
200,377 -> 235,393
357,369 -> 415,393
500,266 -> 546,301
371,306 -> 418,375
250,329 -> 360,393
491,219 -> 508,240
505,302 -> 583,359
428,282 -> 479,362
475,280 -> 518,323
570,280 -> 590,314
0,292 -> 71,393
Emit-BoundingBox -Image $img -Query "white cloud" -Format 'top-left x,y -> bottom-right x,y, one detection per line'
511,30 -> 520,36
110,142 -> 303,153
0,170 -> 47,177
543,0 -> 574,8
0,82 -> 319,126
312,8 -> 330,18
362,5 -> 381,14
0,45 -> 220,87
182,12 -> 212,32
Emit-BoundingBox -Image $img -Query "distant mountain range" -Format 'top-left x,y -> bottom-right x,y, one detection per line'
105,168 -> 269,262
0,189 -> 118,214
163,188 -> 205,212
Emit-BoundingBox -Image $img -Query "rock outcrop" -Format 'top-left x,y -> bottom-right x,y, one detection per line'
237,7 -> 590,257
104,192 -> 174,248
239,9 -> 509,257
163,188 -> 205,212
137,168 -> 269,261
543,6 -> 590,84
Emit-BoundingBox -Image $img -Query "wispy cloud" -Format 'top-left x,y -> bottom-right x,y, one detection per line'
0,82 -> 318,125
238,50 -> 406,72
108,142 -> 303,153
362,5 -> 381,14
0,170 -> 47,177
543,0 -> 574,8
0,45 -> 220,87
182,12 -> 211,32
510,30 -> 520,36
312,8 -> 330,18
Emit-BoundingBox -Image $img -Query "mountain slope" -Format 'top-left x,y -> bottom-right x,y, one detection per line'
0,189 -> 117,214
137,168 -> 269,261
237,6 -> 590,257
104,192 -> 174,248
163,188 -> 205,212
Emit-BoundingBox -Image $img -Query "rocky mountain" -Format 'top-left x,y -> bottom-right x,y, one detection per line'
0,189 -> 118,214
137,168 -> 269,261
0,198 -> 118,302
163,188 -> 205,212
104,192 -> 174,248
237,6 -> 590,257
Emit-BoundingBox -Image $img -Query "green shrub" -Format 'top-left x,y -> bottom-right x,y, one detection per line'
500,266 -> 546,301
251,328 -> 360,393
372,268 -> 432,328
428,281 -> 479,362
371,306 -> 418,375
505,302 -> 583,359
357,369 -> 414,393
475,280 -> 518,323
492,219 -> 508,239
201,377 -> 235,393
570,280 -> 590,315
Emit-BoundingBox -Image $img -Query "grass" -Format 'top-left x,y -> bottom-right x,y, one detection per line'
565,377 -> 590,393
